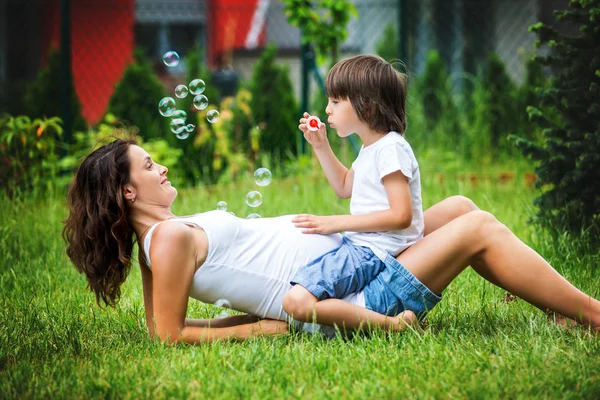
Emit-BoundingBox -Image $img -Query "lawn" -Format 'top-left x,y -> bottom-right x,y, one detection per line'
1,157 -> 600,399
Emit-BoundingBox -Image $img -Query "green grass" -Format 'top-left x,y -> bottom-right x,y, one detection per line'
1,158 -> 600,399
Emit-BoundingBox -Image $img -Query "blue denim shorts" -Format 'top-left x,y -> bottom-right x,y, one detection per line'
363,253 -> 443,319
290,237 -> 386,300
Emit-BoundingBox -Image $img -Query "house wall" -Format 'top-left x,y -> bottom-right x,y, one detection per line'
42,0 -> 135,125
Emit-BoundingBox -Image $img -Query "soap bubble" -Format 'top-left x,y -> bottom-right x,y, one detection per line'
175,131 -> 189,140
170,118 -> 186,134
215,299 -> 232,308
207,110 -> 220,123
246,213 -> 262,219
158,97 -> 176,117
185,124 -> 195,132
175,84 -> 189,98
254,168 -> 272,187
216,201 -> 227,211
228,211 -> 236,216
193,94 -> 209,110
189,79 -> 206,95
245,191 -> 262,208
162,51 -> 180,67
172,110 -> 187,120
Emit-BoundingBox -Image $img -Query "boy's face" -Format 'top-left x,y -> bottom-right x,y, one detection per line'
325,97 -> 364,137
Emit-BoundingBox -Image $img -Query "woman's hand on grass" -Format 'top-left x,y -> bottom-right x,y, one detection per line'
255,319 -> 289,336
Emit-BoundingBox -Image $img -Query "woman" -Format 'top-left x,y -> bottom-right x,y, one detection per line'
63,138 -> 600,344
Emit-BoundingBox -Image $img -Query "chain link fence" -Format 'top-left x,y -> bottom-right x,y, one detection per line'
0,0 -> 556,127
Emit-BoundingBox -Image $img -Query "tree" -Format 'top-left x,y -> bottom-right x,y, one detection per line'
107,49 -> 169,143
510,0 -> 600,244
24,47 -> 87,133
282,0 -> 358,63
375,22 -> 400,64
417,50 -> 458,133
481,53 -> 518,151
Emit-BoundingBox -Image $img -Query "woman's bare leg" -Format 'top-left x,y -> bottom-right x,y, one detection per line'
423,196 -> 479,236
422,196 -> 504,288
423,195 -> 579,327
396,210 -> 600,329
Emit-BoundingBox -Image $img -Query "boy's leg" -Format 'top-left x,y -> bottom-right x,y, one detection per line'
283,284 -> 417,331
289,240 -> 385,302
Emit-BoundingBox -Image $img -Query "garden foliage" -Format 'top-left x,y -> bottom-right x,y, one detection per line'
0,115 -> 63,197
510,0 -> 600,244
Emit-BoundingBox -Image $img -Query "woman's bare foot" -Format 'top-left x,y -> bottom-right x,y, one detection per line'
545,310 -> 600,335
549,313 -> 579,329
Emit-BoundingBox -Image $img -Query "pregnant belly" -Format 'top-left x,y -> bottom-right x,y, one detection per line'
281,215 -> 343,261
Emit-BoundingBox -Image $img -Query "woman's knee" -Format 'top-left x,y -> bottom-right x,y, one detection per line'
467,210 -> 508,239
450,195 -> 479,214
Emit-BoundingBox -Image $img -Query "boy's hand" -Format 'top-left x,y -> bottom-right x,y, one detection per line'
299,112 -> 329,151
292,214 -> 338,234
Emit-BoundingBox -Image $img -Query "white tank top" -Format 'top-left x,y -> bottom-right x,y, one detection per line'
143,211 -> 365,322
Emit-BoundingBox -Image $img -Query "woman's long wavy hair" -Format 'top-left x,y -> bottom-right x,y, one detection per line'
62,138 -> 139,308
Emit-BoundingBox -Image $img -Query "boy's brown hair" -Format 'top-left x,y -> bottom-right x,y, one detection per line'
325,54 -> 407,134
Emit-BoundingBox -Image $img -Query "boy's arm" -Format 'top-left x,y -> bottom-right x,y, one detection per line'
299,112 -> 353,198
313,145 -> 354,199
292,171 -> 412,234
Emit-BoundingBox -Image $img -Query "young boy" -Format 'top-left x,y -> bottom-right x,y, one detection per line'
282,55 -> 425,331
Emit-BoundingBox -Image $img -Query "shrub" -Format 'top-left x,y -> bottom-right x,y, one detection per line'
191,88 -> 258,185
0,114 -> 63,197
249,45 -> 299,161
510,0 -> 600,246
107,49 -> 169,142
59,117 -> 185,189
24,47 -> 87,134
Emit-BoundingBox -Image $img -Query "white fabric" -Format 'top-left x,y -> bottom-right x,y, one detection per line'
143,211 -> 365,325
345,132 -> 424,260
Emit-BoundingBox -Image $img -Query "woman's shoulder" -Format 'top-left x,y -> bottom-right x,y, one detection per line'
152,220 -> 194,247
148,221 -> 196,267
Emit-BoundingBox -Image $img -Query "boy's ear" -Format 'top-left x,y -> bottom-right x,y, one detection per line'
364,102 -> 377,119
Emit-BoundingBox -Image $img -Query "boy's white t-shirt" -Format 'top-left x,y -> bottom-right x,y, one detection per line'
344,132 -> 424,261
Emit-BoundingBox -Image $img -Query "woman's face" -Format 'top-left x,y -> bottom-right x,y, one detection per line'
125,145 -> 177,206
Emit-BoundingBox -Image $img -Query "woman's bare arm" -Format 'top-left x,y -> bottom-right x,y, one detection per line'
140,246 -> 261,332
149,221 -> 287,344
184,314 -> 261,328
139,256 -> 155,336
